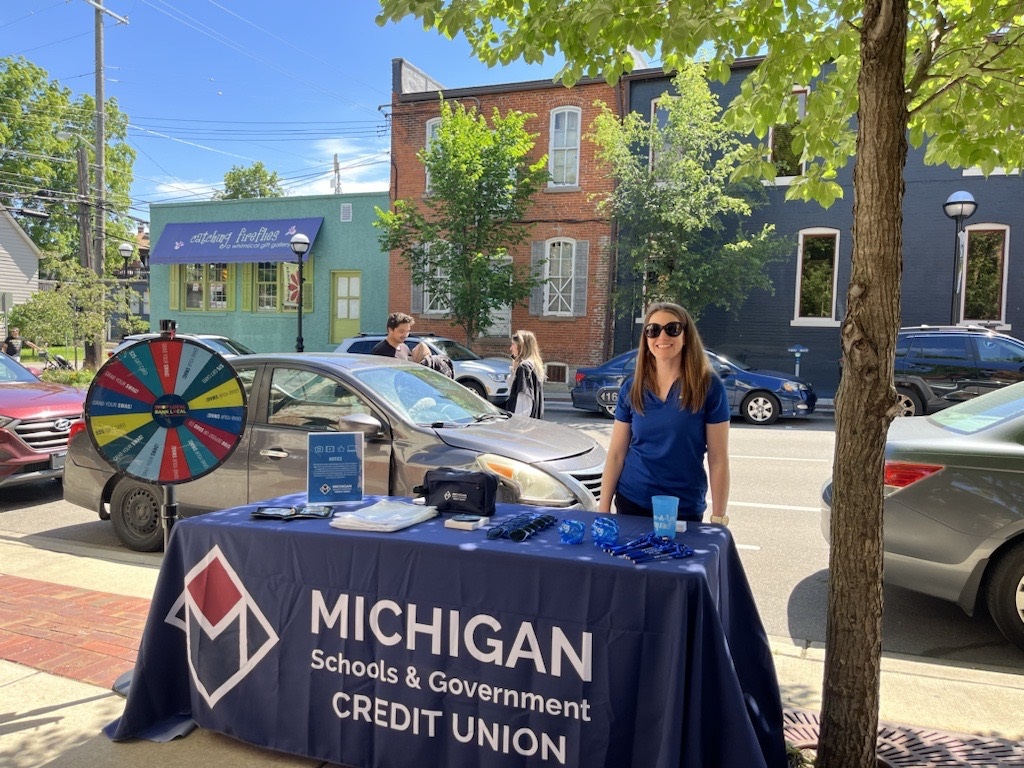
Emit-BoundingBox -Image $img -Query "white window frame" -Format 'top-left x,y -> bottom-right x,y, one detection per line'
543,238 -> 576,316
548,107 -> 581,188
961,223 -> 1010,327
767,87 -> 809,186
422,251 -> 450,315
792,227 -> 841,327
424,117 -> 441,193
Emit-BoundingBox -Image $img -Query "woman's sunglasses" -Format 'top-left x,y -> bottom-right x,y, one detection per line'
643,321 -> 685,339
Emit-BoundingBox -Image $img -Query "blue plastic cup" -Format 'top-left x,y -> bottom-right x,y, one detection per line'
651,495 -> 679,538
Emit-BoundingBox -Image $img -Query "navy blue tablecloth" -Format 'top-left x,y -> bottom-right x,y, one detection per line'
106,497 -> 785,768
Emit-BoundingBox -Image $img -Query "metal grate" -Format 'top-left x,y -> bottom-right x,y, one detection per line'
784,708 -> 1024,767
569,468 -> 602,503
12,414 -> 82,452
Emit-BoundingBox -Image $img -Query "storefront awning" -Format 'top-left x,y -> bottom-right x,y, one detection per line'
150,217 -> 324,264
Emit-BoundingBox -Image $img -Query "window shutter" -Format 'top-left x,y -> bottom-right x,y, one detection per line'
302,260 -> 314,312
241,264 -> 253,312
572,240 -> 589,317
411,280 -> 424,314
529,240 -> 544,316
169,265 -> 180,310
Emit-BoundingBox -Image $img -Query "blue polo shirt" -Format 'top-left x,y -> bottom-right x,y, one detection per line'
613,374 -> 730,519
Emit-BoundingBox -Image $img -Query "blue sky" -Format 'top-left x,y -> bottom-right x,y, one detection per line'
4,0 -> 566,226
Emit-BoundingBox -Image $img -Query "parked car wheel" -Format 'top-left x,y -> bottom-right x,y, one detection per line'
895,386 -> 924,417
110,479 -> 164,552
458,378 -> 487,399
986,541 -> 1024,651
741,392 -> 780,425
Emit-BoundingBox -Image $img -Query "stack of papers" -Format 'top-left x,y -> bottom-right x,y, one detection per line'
329,500 -> 438,532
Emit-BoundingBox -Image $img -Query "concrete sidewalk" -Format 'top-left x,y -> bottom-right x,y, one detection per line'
2,535 -> 1022,768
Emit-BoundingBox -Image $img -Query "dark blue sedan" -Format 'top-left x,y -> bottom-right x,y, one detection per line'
571,349 -> 817,425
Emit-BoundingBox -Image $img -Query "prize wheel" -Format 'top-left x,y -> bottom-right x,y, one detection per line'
85,337 -> 247,484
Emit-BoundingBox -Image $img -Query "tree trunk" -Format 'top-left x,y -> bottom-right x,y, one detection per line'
818,0 -> 908,765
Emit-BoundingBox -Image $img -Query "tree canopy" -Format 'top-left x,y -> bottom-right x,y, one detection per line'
213,161 -> 285,200
588,61 -> 789,320
0,56 -> 136,274
376,2 -> 1024,766
375,99 -> 549,345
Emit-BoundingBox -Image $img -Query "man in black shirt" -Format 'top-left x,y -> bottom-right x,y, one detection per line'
3,327 -> 39,362
371,312 -> 414,360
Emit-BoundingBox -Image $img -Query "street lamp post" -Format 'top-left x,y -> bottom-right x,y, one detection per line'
289,233 -> 310,353
943,191 -> 978,326
118,242 -> 134,336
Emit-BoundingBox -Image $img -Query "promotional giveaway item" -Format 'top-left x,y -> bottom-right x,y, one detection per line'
307,432 -> 363,503
486,512 -> 557,541
415,467 -> 498,516
591,516 -> 619,547
558,519 -> 586,544
651,495 -> 680,538
328,498 -> 437,532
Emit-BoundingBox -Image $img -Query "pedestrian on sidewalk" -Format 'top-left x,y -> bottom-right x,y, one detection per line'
411,341 -> 454,378
371,312 -> 414,360
507,329 -> 545,418
3,327 -> 40,362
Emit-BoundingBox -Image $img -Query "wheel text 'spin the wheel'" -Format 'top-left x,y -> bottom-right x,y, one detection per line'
85,338 -> 247,484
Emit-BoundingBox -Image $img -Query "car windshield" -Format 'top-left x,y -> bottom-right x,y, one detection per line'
206,338 -> 256,355
424,338 -> 481,361
352,365 -> 506,426
708,350 -> 752,371
0,354 -> 39,383
929,381 -> 1024,435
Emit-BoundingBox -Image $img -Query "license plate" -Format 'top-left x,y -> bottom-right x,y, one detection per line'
51,452 -> 66,471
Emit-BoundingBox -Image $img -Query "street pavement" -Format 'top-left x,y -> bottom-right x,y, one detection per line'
4,388 -> 1024,766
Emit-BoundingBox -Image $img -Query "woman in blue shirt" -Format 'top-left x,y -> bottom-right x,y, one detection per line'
598,302 -> 731,525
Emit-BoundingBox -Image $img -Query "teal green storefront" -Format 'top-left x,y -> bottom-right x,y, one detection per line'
148,193 -> 390,352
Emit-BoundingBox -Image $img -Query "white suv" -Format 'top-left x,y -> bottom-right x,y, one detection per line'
335,334 -> 510,404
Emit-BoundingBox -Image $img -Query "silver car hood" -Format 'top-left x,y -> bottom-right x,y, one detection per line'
457,358 -> 510,375
436,416 -> 596,463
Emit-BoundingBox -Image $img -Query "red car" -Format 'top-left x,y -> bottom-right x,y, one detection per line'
0,353 -> 85,489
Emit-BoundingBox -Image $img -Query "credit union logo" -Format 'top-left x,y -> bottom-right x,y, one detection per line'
166,545 -> 279,707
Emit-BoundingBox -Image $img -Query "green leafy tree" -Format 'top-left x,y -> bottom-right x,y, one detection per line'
589,62 -> 789,320
374,99 -> 549,346
377,1 -> 1024,764
0,56 -> 136,274
213,161 -> 284,200
13,257 -> 116,367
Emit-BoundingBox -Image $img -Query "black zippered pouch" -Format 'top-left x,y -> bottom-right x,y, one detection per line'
414,467 -> 498,516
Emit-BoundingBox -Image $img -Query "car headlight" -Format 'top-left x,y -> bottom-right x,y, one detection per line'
476,454 -> 576,506
781,381 -> 809,392
487,373 -> 507,382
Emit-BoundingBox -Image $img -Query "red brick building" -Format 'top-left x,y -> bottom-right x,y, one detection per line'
387,59 -> 623,383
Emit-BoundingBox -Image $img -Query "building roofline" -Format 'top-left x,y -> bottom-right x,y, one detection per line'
0,208 -> 44,260
392,54 -> 766,104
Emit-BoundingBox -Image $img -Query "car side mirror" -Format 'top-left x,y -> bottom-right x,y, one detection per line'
338,412 -> 384,438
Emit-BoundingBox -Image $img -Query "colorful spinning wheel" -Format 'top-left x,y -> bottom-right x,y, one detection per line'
85,338 -> 247,484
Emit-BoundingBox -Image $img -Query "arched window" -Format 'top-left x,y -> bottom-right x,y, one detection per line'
424,117 -> 441,193
549,107 -> 580,187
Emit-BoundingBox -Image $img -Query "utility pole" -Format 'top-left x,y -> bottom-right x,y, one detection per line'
75,145 -> 92,269
83,0 -> 128,368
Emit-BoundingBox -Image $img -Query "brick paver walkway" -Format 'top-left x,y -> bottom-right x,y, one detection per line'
0,574 -> 148,689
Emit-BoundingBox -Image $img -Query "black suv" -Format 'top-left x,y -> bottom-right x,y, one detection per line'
894,326 -> 1024,416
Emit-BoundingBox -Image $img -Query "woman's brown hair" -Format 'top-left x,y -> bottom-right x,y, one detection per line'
628,302 -> 713,414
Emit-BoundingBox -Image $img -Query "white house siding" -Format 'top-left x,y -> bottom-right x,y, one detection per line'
0,210 -> 42,310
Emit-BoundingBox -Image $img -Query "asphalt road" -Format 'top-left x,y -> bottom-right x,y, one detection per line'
3,403 -> 1023,674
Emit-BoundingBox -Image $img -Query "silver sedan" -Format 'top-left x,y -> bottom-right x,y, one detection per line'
65,353 -> 605,552
821,381 -> 1024,651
